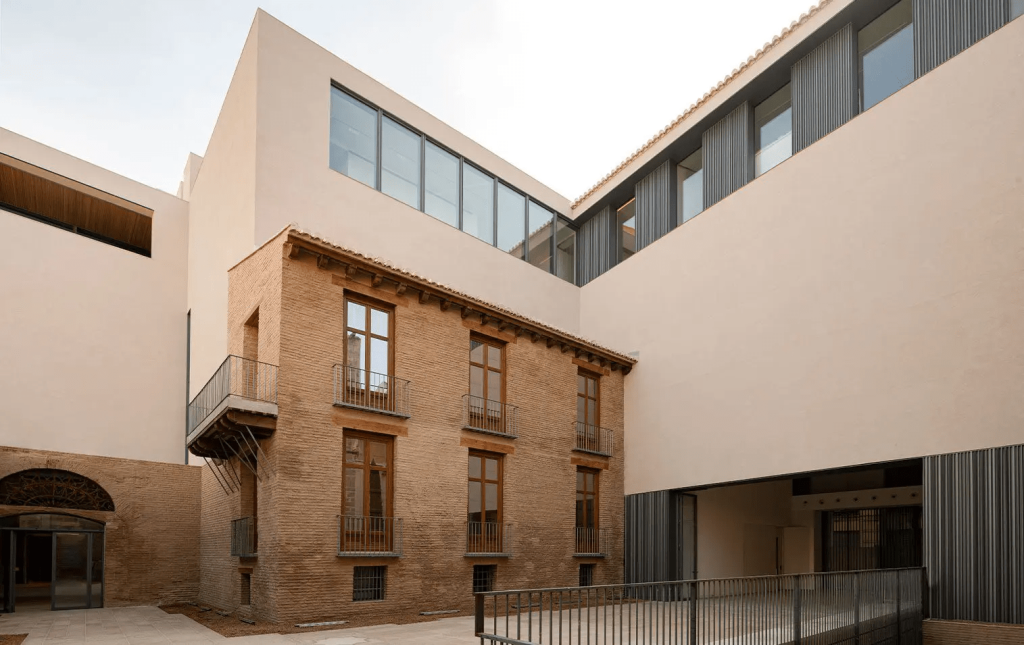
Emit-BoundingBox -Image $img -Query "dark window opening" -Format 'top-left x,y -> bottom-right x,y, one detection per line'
353,566 -> 386,601
240,573 -> 251,606
579,564 -> 595,587
473,565 -> 496,594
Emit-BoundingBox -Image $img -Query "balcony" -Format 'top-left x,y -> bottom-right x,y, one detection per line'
573,422 -> 614,457
230,517 -> 257,557
574,527 -> 607,557
466,522 -> 513,557
462,395 -> 518,438
337,515 -> 403,557
187,356 -> 278,459
333,365 -> 411,418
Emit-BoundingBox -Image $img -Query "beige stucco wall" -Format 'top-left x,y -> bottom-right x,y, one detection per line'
0,128 -> 189,464
249,11 -> 581,332
581,17 -> 1024,494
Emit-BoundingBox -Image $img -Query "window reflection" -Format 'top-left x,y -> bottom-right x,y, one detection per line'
381,117 -> 421,209
755,85 -> 793,177
677,149 -> 704,224
617,199 -> 636,262
462,165 -> 495,244
329,87 -> 378,188
859,0 -> 914,111
527,201 -> 554,271
497,184 -> 526,257
424,142 -> 459,227
555,220 -> 576,284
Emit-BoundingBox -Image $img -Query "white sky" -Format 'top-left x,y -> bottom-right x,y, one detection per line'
0,0 -> 817,200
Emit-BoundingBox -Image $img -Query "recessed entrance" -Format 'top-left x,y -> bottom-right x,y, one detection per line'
1,514 -> 104,612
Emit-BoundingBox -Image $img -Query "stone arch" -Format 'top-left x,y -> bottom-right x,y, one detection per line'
0,468 -> 115,512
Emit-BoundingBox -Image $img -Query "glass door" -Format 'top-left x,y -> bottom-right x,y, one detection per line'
52,532 -> 91,610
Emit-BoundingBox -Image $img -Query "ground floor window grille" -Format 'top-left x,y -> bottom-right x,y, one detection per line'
823,506 -> 922,572
579,564 -> 595,587
240,573 -> 251,605
353,566 -> 386,601
473,565 -> 496,594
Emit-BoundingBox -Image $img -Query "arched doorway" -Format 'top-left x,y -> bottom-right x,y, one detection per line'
0,469 -> 113,612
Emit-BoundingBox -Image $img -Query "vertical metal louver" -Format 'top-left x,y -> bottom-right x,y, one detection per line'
702,102 -> 753,209
625,491 -> 674,584
791,24 -> 858,153
913,0 -> 1009,77
634,161 -> 674,252
924,444 -> 1024,625
576,206 -> 614,286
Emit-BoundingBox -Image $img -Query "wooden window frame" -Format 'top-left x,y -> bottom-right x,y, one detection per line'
469,335 -> 505,404
577,370 -> 601,428
576,467 -> 600,531
342,431 -> 395,552
468,450 -> 504,553
344,293 -> 396,378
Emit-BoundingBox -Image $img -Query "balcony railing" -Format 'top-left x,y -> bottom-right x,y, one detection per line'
574,527 -> 607,556
462,395 -> 519,438
475,568 -> 926,644
466,521 -> 513,557
337,515 -> 403,557
188,356 -> 278,435
230,516 -> 257,557
333,365 -> 411,418
574,422 -> 614,456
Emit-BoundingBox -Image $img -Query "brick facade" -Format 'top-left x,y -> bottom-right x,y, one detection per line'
0,446 -> 201,607
196,230 -> 628,624
924,619 -> 1024,644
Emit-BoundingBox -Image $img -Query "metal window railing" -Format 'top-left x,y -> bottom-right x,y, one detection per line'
574,527 -> 607,556
337,515 -> 403,556
462,395 -> 519,438
466,522 -> 513,556
475,568 -> 926,644
574,422 -> 614,456
188,356 -> 278,435
230,516 -> 257,557
333,365 -> 411,418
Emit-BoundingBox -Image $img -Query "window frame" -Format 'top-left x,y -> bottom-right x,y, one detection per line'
342,430 -> 395,520
344,293 -> 396,380
352,565 -> 387,602
858,0 -> 914,112
577,370 -> 601,429
468,450 -> 504,527
469,335 -> 506,406
754,84 -> 793,177
576,467 -> 600,532
616,198 -> 637,263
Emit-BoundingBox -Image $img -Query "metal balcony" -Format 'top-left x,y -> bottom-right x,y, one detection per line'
337,515 -> 403,557
186,356 -> 278,459
466,521 -> 513,557
230,516 -> 257,557
574,527 -> 607,557
462,395 -> 518,438
573,422 -> 614,457
333,365 -> 411,418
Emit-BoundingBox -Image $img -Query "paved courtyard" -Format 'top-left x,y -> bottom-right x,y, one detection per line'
0,606 -> 482,644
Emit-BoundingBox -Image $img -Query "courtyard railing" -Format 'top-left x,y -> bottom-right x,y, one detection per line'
333,365 -> 411,418
188,356 -> 278,435
475,568 -> 925,644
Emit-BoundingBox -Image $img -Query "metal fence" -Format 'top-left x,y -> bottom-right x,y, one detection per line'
337,515 -> 403,556
575,527 -> 608,557
475,568 -> 925,644
467,522 -> 514,556
230,516 -> 257,557
463,394 -> 519,438
574,422 -> 614,456
333,365 -> 411,417
188,356 -> 278,435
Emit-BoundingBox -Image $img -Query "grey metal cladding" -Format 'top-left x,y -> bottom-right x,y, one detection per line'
924,444 -> 1024,625
624,491 -> 673,584
576,206 -> 614,286
913,0 -> 1008,77
702,102 -> 753,209
634,161 -> 673,252
791,23 -> 858,153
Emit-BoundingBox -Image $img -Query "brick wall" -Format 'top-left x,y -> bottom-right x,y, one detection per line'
924,619 -> 1024,644
0,446 -> 201,607
201,234 -> 627,624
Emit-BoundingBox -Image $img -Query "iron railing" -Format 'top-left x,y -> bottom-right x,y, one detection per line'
188,356 -> 278,435
574,422 -> 614,456
337,515 -> 403,556
475,568 -> 925,644
230,516 -> 257,557
463,395 -> 519,438
467,522 -> 513,557
574,527 -> 607,557
333,365 -> 411,418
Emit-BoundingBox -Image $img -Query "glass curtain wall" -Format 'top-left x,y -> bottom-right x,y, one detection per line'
1014,0 -> 1024,19
617,199 -> 636,262
555,219 -> 576,284
329,87 -> 378,188
677,149 -> 704,224
859,0 -> 914,111
424,142 -> 459,227
527,202 -> 554,271
497,184 -> 526,258
462,165 -> 495,244
381,117 -> 421,209
754,85 -> 793,176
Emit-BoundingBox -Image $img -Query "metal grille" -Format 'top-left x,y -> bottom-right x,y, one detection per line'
333,365 -> 411,418
702,102 -> 752,209
337,515 -> 403,556
475,569 -> 924,644
579,564 -> 595,588
0,469 -> 115,512
634,160 -> 674,252
924,444 -> 1024,625
474,565 -> 497,594
913,0 -> 1008,77
823,507 -> 922,572
353,566 -> 386,602
792,23 -> 857,152
576,206 -> 615,286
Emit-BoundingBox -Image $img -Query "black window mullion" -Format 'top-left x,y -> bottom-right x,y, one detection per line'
375,109 -> 383,191
419,134 -> 426,212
